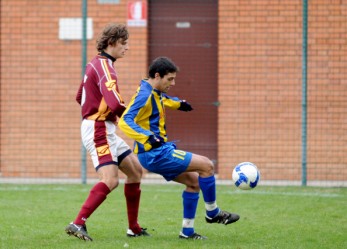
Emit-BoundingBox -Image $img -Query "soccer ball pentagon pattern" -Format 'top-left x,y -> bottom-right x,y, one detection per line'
232,162 -> 260,190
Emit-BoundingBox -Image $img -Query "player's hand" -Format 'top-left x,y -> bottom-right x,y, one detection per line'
178,100 -> 193,112
147,135 -> 163,149
115,104 -> 127,117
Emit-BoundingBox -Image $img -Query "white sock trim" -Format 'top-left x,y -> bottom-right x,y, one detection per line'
182,218 -> 195,228
205,201 -> 218,211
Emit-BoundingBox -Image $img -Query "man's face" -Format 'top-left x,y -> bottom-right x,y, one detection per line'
111,39 -> 129,59
158,72 -> 176,93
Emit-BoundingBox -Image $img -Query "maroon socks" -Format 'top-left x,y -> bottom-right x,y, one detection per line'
73,181 -> 142,234
124,182 -> 142,233
74,182 -> 110,225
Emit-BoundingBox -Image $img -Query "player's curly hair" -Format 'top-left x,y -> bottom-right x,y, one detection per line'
96,23 -> 129,52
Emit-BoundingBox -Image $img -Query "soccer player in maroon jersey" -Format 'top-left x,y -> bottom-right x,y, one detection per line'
65,23 -> 149,241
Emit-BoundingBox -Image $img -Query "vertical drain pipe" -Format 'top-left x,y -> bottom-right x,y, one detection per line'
81,0 -> 88,184
301,0 -> 308,186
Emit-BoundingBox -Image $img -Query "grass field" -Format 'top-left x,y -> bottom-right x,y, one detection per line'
0,183 -> 346,249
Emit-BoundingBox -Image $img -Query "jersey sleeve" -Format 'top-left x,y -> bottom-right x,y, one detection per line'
118,87 -> 153,144
99,60 -> 126,117
162,94 -> 181,110
75,81 -> 83,105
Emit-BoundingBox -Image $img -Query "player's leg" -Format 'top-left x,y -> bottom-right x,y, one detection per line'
138,144 -> 204,238
74,164 -> 119,223
119,152 -> 142,183
65,164 -> 118,241
116,137 -> 149,237
173,172 -> 207,240
184,154 -> 220,217
185,154 -> 240,225
65,120 -> 119,241
119,153 -> 149,237
76,120 -> 120,223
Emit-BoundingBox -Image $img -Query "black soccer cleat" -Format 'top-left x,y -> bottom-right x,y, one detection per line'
127,228 -> 151,237
205,210 -> 240,225
179,232 -> 207,240
65,222 -> 93,241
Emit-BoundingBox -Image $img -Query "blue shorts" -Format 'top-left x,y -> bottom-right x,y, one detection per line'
137,142 -> 192,181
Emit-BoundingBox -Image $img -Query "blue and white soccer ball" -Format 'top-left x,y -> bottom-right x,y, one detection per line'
232,162 -> 260,190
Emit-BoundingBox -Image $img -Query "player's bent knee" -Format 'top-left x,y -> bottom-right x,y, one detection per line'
204,167 -> 214,177
131,170 -> 142,181
103,177 -> 119,190
187,181 -> 200,192
202,158 -> 215,176
122,163 -> 143,181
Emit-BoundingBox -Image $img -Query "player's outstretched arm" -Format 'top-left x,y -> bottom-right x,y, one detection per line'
162,95 -> 193,111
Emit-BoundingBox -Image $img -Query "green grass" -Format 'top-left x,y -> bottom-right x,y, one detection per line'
0,184 -> 346,249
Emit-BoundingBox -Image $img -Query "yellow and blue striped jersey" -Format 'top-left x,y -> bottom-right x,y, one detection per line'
118,80 -> 182,153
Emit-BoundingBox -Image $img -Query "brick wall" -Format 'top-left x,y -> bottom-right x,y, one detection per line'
1,0 -> 346,183
0,0 -> 147,179
218,0 -> 347,181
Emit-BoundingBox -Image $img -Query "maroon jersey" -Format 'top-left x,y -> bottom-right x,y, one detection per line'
76,54 -> 126,122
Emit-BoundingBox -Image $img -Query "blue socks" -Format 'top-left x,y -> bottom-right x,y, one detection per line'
198,175 -> 220,218
182,191 -> 199,236
181,176 -> 220,236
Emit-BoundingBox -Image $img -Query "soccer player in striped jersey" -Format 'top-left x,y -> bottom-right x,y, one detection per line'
65,23 -> 149,241
118,57 -> 240,240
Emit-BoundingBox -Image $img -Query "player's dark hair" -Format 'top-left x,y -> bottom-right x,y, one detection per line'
148,57 -> 179,78
96,23 -> 129,52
